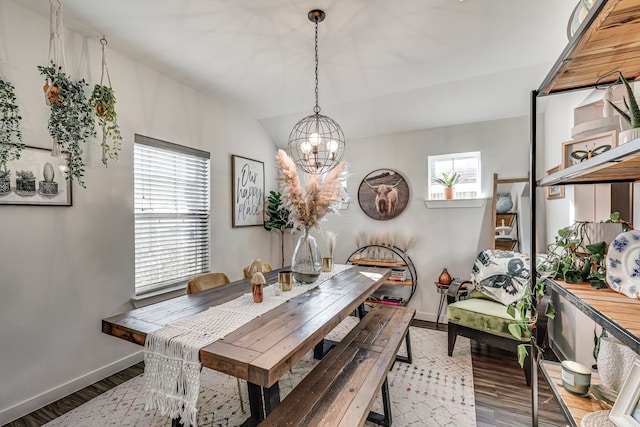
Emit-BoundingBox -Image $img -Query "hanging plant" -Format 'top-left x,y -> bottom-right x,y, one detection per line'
0,78 -> 24,176
90,84 -> 123,165
38,63 -> 95,187
89,37 -> 123,166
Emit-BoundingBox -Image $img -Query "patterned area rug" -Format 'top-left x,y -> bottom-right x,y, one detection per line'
45,319 -> 475,427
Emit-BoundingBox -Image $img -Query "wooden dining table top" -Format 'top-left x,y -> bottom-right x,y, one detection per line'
102,265 -> 391,388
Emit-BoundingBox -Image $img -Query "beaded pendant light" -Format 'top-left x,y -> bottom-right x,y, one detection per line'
288,9 -> 345,174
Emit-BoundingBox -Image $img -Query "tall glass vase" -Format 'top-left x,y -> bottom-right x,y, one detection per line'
291,226 -> 322,284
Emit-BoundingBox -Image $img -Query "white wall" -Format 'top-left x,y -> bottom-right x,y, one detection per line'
0,1 -> 279,423
315,115 -> 531,321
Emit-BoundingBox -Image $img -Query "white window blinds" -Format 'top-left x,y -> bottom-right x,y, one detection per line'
134,134 -> 210,295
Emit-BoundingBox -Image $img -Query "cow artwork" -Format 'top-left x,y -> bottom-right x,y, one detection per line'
357,169 -> 410,220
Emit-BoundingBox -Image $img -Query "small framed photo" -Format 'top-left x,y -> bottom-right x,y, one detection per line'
610,358 -> 640,426
0,145 -> 72,206
561,130 -> 617,169
231,155 -> 264,227
546,166 -> 565,200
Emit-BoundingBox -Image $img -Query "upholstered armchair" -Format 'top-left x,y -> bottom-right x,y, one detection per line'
446,250 -> 549,386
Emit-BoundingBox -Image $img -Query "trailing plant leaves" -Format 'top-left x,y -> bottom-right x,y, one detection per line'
517,344 -> 528,368
38,64 -> 96,187
90,84 -> 123,165
590,279 -> 608,289
545,301 -> 556,319
508,323 -> 522,341
564,269 -> 583,284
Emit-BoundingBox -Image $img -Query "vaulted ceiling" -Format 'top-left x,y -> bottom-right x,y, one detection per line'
18,0 -> 577,143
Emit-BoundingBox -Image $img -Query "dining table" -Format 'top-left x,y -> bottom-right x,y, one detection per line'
102,265 -> 391,426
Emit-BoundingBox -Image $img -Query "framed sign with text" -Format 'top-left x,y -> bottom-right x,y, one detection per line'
231,155 -> 264,227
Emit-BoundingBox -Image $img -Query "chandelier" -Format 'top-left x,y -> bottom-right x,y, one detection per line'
288,9 -> 345,174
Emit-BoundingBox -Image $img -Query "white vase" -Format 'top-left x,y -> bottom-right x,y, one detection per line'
619,127 -> 640,145
597,336 -> 637,393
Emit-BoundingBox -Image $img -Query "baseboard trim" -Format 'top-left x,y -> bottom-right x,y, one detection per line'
416,310 -> 444,324
0,351 -> 143,426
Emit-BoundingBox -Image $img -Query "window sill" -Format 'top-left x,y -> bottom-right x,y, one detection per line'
424,198 -> 487,209
130,283 -> 186,308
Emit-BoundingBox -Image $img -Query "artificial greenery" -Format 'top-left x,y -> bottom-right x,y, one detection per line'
607,72 -> 640,128
0,78 -> 24,177
89,84 -> 123,166
38,64 -> 95,187
0,168 -> 10,179
264,191 -> 295,267
433,171 -> 461,188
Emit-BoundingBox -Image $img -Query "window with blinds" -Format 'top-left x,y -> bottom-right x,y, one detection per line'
428,151 -> 482,200
134,134 -> 211,295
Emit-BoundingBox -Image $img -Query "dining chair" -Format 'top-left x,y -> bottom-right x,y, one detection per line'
242,258 -> 273,279
186,272 -> 231,295
186,271 -> 244,412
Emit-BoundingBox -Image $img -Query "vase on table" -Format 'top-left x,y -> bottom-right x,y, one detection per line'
292,226 -> 322,284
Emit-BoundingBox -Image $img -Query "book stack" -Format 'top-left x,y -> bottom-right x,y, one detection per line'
381,295 -> 403,306
388,268 -> 406,281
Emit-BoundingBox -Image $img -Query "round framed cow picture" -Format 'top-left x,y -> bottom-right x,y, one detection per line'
357,169 -> 410,220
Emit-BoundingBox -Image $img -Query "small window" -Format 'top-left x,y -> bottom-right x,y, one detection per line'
428,151 -> 481,200
134,134 -> 211,295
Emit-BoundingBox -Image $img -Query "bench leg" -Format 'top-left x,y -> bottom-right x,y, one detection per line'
357,303 -> 366,319
246,381 -> 281,422
367,377 -> 392,427
395,329 -> 412,364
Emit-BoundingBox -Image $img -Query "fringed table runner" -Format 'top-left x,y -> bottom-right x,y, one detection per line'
144,264 -> 353,426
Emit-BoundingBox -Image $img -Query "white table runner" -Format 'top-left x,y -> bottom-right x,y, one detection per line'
144,264 -> 353,426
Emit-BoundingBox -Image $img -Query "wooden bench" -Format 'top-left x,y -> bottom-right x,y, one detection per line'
260,304 -> 415,427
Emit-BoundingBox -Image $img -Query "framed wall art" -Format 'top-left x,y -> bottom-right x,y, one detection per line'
610,359 -> 640,427
231,155 -> 264,227
545,166 -> 565,200
357,168 -> 410,220
561,130 -> 617,169
0,145 -> 71,206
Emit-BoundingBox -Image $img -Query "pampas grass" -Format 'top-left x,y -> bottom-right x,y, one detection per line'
276,149 -> 348,229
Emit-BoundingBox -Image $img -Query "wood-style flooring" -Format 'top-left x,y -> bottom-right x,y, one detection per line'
4,321 -> 568,427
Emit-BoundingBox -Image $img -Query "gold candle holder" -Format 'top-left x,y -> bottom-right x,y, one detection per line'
322,257 -> 333,272
279,270 -> 293,291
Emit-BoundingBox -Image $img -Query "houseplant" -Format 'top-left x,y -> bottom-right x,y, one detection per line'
0,78 -> 24,191
263,190 -> 294,267
90,84 -> 123,166
434,171 -> 461,199
38,64 -> 96,187
606,71 -> 640,144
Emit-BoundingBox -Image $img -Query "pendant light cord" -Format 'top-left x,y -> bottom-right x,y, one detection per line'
313,18 -> 320,114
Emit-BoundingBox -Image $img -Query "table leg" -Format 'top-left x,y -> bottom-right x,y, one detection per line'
246,381 -> 281,422
436,292 -> 446,327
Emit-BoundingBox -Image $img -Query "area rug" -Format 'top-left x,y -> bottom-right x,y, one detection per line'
45,318 -> 475,427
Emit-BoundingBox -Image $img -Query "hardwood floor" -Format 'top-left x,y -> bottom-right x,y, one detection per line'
4,321 -> 568,427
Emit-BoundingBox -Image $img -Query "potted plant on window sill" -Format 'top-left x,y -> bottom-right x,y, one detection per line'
434,171 -> 461,200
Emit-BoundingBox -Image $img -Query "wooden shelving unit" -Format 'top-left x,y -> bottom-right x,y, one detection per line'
495,212 -> 519,251
532,1 -> 640,425
540,361 -> 604,427
346,245 -> 417,305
